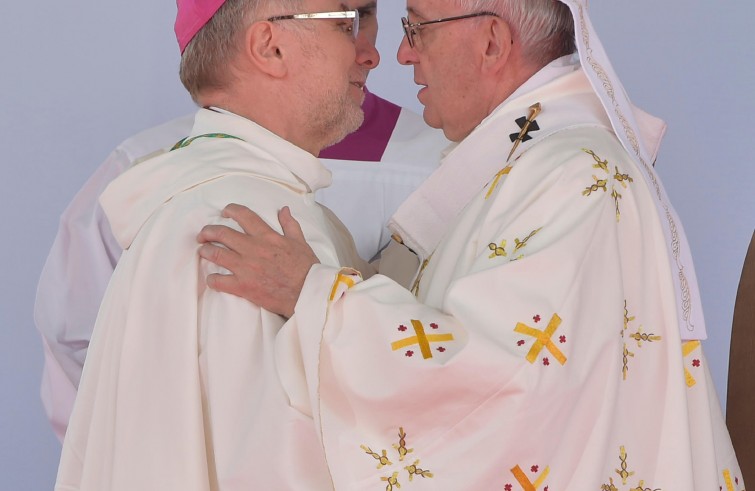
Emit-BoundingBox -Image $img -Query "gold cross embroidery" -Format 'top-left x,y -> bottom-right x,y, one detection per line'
511,464 -> 550,491
485,165 -> 512,200
392,320 -> 454,359
514,314 -> 567,365
512,228 -> 542,257
381,472 -> 400,490
488,240 -> 508,259
682,340 -> 701,388
393,427 -> 414,462
621,301 -> 661,381
329,272 -> 357,301
361,428 -> 433,488
723,469 -> 739,491
615,446 -> 634,485
360,445 -> 393,469
580,149 -> 633,222
601,446 -> 659,491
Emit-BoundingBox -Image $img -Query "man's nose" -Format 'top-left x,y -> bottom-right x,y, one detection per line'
355,33 -> 380,69
397,35 -> 417,65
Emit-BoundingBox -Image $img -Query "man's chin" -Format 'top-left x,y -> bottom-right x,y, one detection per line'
422,107 -> 442,131
324,106 -> 365,149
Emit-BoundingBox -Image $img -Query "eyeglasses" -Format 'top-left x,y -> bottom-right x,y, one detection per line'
401,12 -> 499,48
268,10 -> 359,38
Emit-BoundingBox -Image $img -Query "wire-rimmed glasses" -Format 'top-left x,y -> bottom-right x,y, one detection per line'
401,12 -> 499,48
268,10 -> 359,38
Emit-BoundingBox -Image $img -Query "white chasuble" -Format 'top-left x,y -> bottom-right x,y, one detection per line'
55,109 -> 367,491
36,96 -> 446,440
284,70 -> 743,490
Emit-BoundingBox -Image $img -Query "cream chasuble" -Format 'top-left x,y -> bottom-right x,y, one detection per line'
55,109 -> 367,491
284,69 -> 744,489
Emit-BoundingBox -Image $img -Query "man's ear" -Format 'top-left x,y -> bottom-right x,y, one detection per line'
481,17 -> 513,72
243,21 -> 288,78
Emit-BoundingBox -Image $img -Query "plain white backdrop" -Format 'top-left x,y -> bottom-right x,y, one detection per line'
1,2 -> 753,489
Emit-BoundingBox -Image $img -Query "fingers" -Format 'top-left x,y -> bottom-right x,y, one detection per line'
198,242 -> 240,272
197,223 -> 255,254
205,272 -> 242,296
278,206 -> 306,243
198,224 -> 236,244
223,203 -> 273,236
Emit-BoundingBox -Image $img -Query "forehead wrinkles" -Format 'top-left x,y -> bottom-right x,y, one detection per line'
407,0 -> 457,21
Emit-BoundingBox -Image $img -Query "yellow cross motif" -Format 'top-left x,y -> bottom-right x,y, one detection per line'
514,314 -> 567,366
682,341 -> 701,388
485,165 -> 512,200
723,469 -> 736,491
511,465 -> 550,491
329,272 -> 357,301
391,320 -> 454,359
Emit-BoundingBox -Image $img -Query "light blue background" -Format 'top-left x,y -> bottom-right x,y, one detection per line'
1,2 -> 752,489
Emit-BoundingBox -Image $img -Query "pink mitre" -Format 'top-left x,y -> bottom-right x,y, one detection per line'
175,0 -> 226,53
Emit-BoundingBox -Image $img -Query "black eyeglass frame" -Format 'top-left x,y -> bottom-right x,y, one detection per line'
401,11 -> 500,48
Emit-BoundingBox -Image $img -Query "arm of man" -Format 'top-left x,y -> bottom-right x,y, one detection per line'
35,115 -> 194,440
35,147 -> 127,441
196,130 -> 737,487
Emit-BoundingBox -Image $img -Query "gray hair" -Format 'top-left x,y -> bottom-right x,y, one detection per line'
454,0 -> 576,67
179,0 -> 303,102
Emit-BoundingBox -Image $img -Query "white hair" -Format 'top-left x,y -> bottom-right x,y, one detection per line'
454,0 -> 575,67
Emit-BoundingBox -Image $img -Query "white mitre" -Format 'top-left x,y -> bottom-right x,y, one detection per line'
558,0 -> 705,340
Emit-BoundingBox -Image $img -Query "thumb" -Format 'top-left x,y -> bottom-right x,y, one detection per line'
278,206 -> 306,242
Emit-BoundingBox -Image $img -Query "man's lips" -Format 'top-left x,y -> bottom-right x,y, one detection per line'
350,80 -> 366,89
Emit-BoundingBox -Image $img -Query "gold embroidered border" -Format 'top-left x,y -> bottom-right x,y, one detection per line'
576,3 -> 695,333
328,268 -> 361,301
682,340 -> 701,388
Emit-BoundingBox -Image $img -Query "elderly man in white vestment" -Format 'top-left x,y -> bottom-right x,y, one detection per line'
35,0 -> 447,443
197,0 -> 746,489
54,0 -> 385,490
